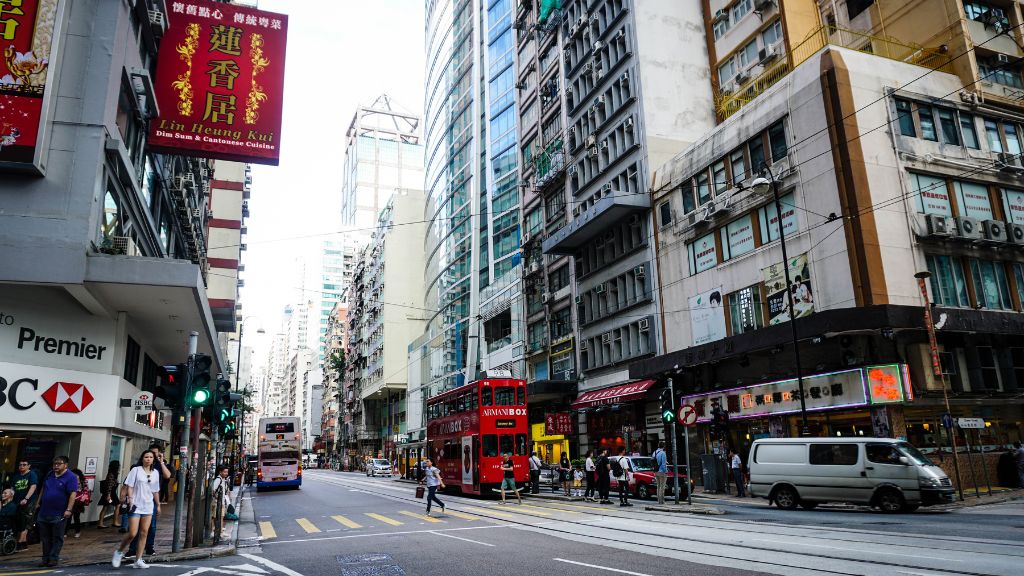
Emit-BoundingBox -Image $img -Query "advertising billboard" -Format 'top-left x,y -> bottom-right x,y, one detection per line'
148,1 -> 288,165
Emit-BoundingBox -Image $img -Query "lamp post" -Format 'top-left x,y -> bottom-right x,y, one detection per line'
234,317 -> 264,465
749,167 -> 809,436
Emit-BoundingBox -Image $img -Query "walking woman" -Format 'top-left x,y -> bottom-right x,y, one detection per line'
97,461 -> 121,529
583,450 -> 596,502
65,468 -> 90,538
559,454 -> 572,496
111,451 -> 160,569
421,458 -> 445,516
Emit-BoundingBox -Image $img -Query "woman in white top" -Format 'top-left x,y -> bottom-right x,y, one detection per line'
210,465 -> 232,536
112,450 -> 160,569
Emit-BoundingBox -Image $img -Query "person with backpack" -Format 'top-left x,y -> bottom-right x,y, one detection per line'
595,449 -> 612,505
612,447 -> 632,507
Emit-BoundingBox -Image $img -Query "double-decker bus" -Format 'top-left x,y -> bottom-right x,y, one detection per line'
256,416 -> 302,490
426,378 -> 529,496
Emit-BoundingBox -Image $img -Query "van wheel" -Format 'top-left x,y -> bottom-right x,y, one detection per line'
774,486 -> 799,510
800,502 -> 818,510
876,489 -> 905,513
638,485 -> 650,500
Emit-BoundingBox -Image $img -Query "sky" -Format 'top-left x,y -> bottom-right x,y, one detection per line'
232,1 -> 426,365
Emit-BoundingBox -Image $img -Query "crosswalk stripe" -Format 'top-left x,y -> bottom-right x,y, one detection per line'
365,512 -> 403,526
398,510 -> 444,523
522,503 -> 580,514
464,506 -> 519,519
258,521 -> 277,539
296,518 -> 320,533
331,515 -> 363,529
443,509 -> 480,521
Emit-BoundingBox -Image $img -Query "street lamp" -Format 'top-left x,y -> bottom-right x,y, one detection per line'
234,316 -> 264,460
748,166 -> 809,436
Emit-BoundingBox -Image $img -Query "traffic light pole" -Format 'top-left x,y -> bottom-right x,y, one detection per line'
668,378 -> 681,505
173,331 -> 198,552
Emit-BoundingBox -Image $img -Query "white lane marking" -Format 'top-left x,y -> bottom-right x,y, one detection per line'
428,530 -> 495,546
217,563 -> 268,573
239,553 -> 308,576
259,523 -> 513,545
553,558 -> 653,576
754,539 -> 961,562
898,571 -> 955,576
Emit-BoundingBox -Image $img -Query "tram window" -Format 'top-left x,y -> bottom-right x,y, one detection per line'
445,441 -> 460,460
516,434 -> 528,456
470,391 -> 479,411
483,434 -> 498,457
495,386 -> 515,405
457,394 -> 467,412
517,387 -> 526,406
481,387 -> 493,406
499,434 -> 514,456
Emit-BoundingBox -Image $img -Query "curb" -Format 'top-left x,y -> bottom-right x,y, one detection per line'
644,505 -> 725,515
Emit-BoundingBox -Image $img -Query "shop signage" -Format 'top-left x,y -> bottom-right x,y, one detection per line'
0,0 -> 67,173
690,233 -> 718,274
482,407 -> 527,417
724,214 -> 755,258
495,419 -> 516,428
762,253 -> 814,325
148,0 -> 289,165
132,390 -> 154,412
957,182 -> 993,220
1003,189 -> 1024,225
571,380 -> 655,410
41,381 -> 93,413
913,174 -> 952,216
760,193 -> 799,242
957,417 -> 985,429
544,412 -> 574,436
866,364 -> 908,404
689,287 -> 726,346
644,414 -> 663,429
0,361 -> 117,425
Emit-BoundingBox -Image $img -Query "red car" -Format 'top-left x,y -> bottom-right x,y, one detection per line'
615,456 -> 693,500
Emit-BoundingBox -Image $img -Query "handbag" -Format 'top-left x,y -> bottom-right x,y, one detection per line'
415,486 -> 425,499
118,498 -> 136,515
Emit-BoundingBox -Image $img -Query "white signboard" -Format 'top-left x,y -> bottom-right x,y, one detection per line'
689,287 -> 726,346
133,390 -> 154,412
1003,189 -> 1024,225
760,193 -> 799,242
956,417 -> 985,429
723,214 -> 756,258
689,233 -> 718,274
956,182 -> 994,220
913,173 -> 952,216
0,360 -> 119,426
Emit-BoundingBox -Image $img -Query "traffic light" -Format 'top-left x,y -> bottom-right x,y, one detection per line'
710,404 -> 729,438
155,364 -> 187,409
660,388 -> 676,424
213,377 -> 243,437
187,353 -> 213,407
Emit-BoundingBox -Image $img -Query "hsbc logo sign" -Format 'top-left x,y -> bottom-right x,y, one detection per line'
0,377 -> 95,413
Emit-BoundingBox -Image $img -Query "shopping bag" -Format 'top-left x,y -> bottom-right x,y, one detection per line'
415,486 -> 425,499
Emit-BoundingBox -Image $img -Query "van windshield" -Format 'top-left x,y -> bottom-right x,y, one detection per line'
896,442 -> 934,466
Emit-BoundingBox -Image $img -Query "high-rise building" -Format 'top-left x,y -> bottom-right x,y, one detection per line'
316,238 -> 361,366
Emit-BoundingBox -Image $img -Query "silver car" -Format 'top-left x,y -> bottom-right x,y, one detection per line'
366,458 -> 392,477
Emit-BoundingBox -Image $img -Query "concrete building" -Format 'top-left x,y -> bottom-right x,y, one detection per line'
207,161 -> 252,333
315,239 -> 361,367
321,302 -> 348,460
283,347 -> 313,423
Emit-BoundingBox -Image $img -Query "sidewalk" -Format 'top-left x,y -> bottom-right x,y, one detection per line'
0,487 -> 246,569
690,485 -> 1024,510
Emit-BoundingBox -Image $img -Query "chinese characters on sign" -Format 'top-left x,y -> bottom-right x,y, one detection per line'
149,1 -> 288,165
761,253 -> 814,325
544,412 -> 574,436
0,0 -> 64,172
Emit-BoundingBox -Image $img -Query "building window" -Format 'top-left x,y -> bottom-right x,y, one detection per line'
720,214 -> 756,261
937,109 -> 960,145
758,193 -> 798,242
730,149 -> 747,186
1006,122 -> 1023,154
926,254 -> 969,307
768,120 -> 787,161
696,171 -> 712,206
917,104 -> 937,141
712,160 -> 728,195
1002,188 -> 1024,224
737,39 -> 758,69
895,99 -> 915,136
101,188 -> 124,241
713,16 -> 730,40
549,307 -> 571,340
658,201 -> 672,227
680,181 -> 697,214
525,206 -> 543,236
961,113 -> 980,149
1014,263 -> 1024,306
123,336 -> 141,385
976,346 -> 1002,390
912,173 -> 952,216
955,181 -> 994,219
687,232 -> 718,275
1011,347 -> 1024,387
548,265 -> 570,293
964,2 -> 1008,29
550,352 -> 574,381
718,58 -> 736,85
731,0 -> 752,25
728,285 -> 764,335
985,119 -> 1003,152
969,258 -> 1012,310
748,135 -> 766,173
762,19 -> 783,46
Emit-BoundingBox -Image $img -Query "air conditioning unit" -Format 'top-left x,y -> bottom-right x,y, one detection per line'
601,182 -> 613,195
575,295 -> 583,304
629,214 -> 642,226
595,282 -> 606,294
588,146 -> 599,157
109,236 -> 141,256
997,53 -> 1011,65
735,70 -> 751,84
924,213 -> 952,237
620,71 -> 630,85
998,152 -> 1022,170
595,95 -> 605,107
624,117 -> 634,131
599,140 -> 609,150
720,80 -> 735,95
580,340 -> 588,351
148,9 -> 168,36
1007,223 -> 1024,244
956,216 -> 984,240
601,333 -> 612,344
633,265 -> 645,278
712,9 -> 728,24
593,40 -> 604,52
754,0 -> 775,11
983,219 -> 1007,242
685,211 -> 702,228
638,318 -> 650,331
759,44 -> 779,63
568,165 -> 578,176
582,62 -> 593,74
541,292 -> 552,304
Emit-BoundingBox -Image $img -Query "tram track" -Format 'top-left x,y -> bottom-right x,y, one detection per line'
301,472 -> 1019,576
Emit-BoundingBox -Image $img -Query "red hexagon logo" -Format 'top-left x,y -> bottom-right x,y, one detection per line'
41,382 -> 94,413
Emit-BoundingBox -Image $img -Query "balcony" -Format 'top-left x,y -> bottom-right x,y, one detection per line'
543,188 -> 648,254
533,133 -> 566,191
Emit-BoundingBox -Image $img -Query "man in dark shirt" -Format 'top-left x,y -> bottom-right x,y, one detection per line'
12,460 -> 39,551
498,453 -> 521,505
36,456 -> 78,567
596,449 -> 612,504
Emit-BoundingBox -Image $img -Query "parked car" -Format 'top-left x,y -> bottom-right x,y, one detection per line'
366,458 -> 393,477
748,438 -> 955,513
616,456 -> 693,499
537,463 -> 563,492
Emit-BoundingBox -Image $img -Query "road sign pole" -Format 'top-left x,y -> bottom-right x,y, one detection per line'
668,378 -> 681,505
173,331 -> 198,552
977,430 -> 992,496
683,423 -> 692,506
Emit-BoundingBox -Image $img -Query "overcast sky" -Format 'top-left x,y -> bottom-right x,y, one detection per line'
231,0 -> 426,365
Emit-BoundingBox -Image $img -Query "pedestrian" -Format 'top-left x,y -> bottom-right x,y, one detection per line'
65,468 -> 90,539
653,441 -> 669,505
126,443 -> 172,559
572,468 -> 584,497
11,459 -> 40,552
98,461 -> 121,529
729,449 -> 746,497
583,450 -> 597,502
499,452 -> 522,504
1015,441 -> 1024,489
528,451 -> 542,494
111,450 -> 161,569
559,454 -> 572,497
596,449 -> 612,504
421,458 -> 446,516
35,456 -> 79,568
612,447 -> 632,507
1,487 -> 15,522
210,465 -> 232,537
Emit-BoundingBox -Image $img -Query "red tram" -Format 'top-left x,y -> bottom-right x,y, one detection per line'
425,378 -> 529,495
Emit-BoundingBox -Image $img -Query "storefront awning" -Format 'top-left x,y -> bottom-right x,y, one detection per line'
571,380 -> 655,410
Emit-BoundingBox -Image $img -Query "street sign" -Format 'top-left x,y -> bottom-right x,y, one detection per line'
622,424 -> 635,433
941,412 -> 953,430
957,417 -> 985,429
679,404 -> 698,427
132,391 -> 154,412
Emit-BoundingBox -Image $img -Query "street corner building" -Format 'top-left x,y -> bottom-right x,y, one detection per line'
0,0 -> 247,523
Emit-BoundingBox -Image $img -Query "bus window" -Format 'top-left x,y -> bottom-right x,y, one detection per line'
499,435 -> 514,456
481,387 -> 492,406
483,434 -> 498,457
516,434 -> 528,456
517,387 -> 526,406
495,387 -> 515,405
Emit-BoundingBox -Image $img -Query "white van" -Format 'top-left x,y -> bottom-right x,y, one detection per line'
748,438 -> 954,513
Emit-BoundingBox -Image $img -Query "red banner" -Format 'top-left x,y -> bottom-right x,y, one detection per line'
0,0 -> 63,172
544,412 -> 574,436
149,1 -> 288,165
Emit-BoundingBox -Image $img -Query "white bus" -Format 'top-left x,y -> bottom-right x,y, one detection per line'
257,416 -> 302,490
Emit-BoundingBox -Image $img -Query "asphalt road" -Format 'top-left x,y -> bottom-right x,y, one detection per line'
46,470 -> 1024,576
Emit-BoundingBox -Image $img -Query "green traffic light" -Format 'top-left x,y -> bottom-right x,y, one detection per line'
191,388 -> 210,405
662,409 -> 675,423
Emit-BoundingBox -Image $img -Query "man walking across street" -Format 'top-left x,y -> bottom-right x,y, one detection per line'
499,453 -> 522,505
653,441 -> 668,505
729,449 -> 746,497
127,443 -> 172,559
613,447 -> 632,507
35,456 -> 78,568
528,452 -> 542,494
596,449 -> 612,504
12,460 -> 39,552
583,450 -> 597,502
422,458 -> 445,516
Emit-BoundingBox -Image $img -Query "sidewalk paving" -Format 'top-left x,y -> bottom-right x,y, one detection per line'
690,485 -> 1024,510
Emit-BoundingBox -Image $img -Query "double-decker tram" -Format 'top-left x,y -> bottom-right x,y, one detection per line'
425,378 -> 529,495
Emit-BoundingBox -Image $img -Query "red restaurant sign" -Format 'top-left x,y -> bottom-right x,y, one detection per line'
570,380 -> 656,410
149,1 -> 288,165
544,412 -> 574,436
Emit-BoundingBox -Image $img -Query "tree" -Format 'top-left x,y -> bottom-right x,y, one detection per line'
328,350 -> 346,377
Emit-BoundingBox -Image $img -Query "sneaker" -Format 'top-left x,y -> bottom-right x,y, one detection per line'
74,532 -> 81,538
600,500 -> 613,505
619,502 -> 628,507
132,559 -> 150,569
112,550 -> 124,568
440,504 -> 445,513
624,503 -> 634,507
145,550 -> 156,556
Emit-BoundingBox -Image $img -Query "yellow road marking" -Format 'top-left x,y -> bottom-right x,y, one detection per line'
521,503 -> 580,514
398,510 -> 444,523
464,506 -> 519,519
500,505 -> 550,516
258,521 -> 277,539
0,571 -> 56,575
365,512 -> 403,526
296,517 -> 321,533
443,509 -> 480,521
331,514 -> 363,529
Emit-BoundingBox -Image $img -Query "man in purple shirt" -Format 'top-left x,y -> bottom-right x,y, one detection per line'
36,456 -> 78,567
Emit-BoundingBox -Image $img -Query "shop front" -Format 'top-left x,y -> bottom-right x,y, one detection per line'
572,380 -> 656,456
531,421 -> 570,464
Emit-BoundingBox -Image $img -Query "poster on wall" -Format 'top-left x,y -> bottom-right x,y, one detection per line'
689,287 -> 726,346
761,253 -> 814,325
148,1 -> 288,165
0,0 -> 67,173
461,436 -> 473,486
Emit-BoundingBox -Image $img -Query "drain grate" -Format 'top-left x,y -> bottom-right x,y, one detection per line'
337,554 -> 406,576
338,554 -> 395,565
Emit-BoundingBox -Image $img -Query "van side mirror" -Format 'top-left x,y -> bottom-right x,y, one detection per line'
898,456 -> 910,465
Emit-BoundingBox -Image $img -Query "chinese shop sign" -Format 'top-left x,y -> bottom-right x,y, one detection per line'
148,1 -> 288,165
0,0 -> 67,173
544,412 -> 574,436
